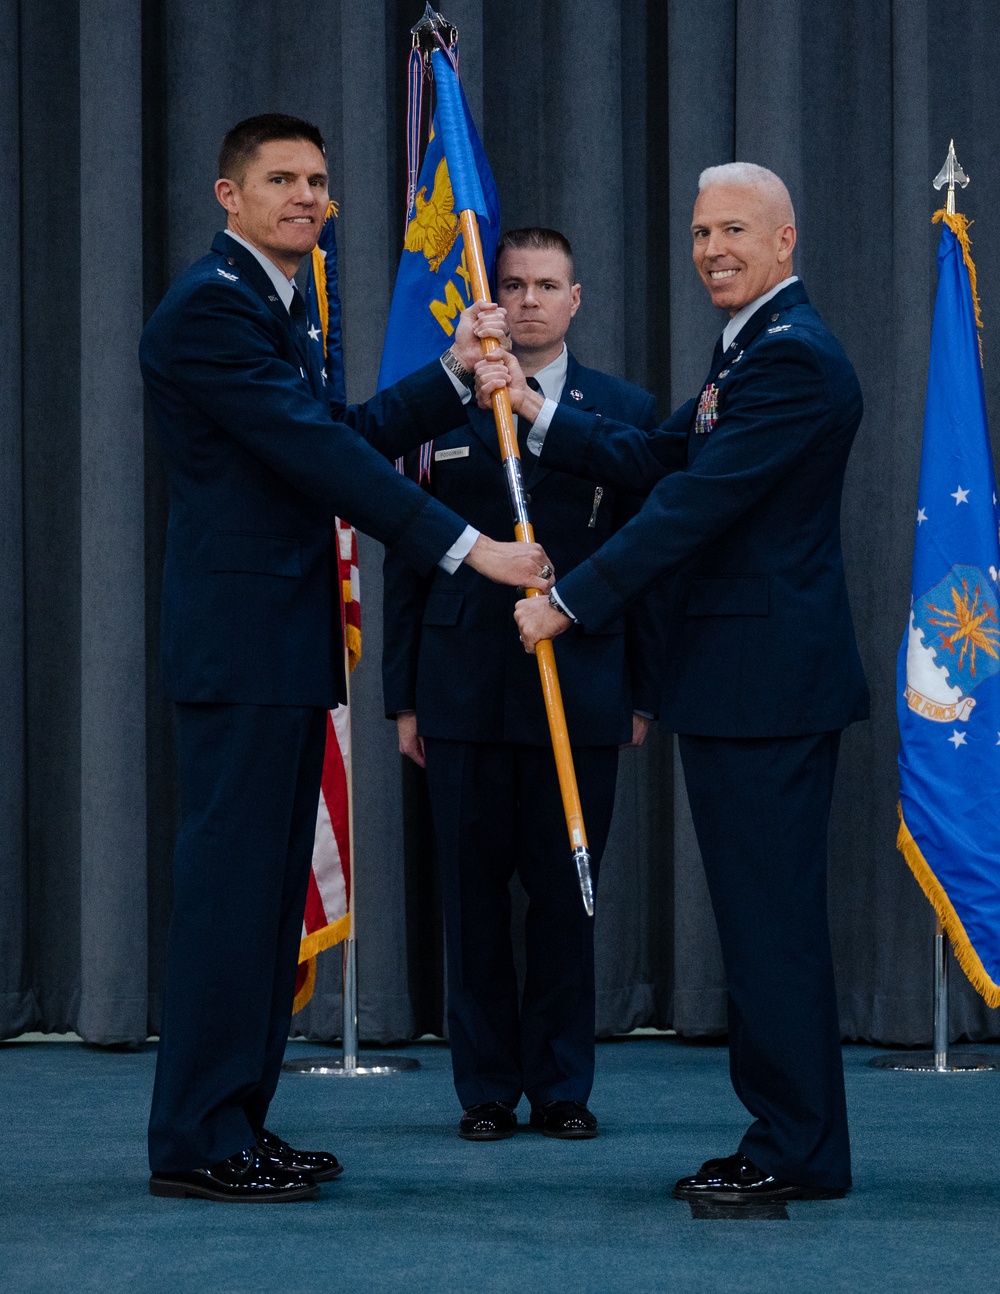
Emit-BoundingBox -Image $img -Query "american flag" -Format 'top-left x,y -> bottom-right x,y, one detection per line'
293,517 -> 360,1012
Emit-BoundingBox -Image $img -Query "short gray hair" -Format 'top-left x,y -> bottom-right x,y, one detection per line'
697,162 -> 795,225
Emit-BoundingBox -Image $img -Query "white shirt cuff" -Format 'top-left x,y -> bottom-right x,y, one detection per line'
549,585 -> 577,622
439,524 -> 479,573
441,356 -> 473,405
525,397 -> 558,455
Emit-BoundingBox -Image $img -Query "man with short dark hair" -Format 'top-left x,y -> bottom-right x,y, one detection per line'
482,166 -> 869,1203
140,115 -> 552,1203
383,228 -> 658,1141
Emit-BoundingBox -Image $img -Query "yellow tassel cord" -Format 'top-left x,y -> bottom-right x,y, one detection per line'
897,804 -> 1000,1007
933,208 -> 984,364
292,911 -> 352,1013
341,577 -> 362,673
309,200 -> 340,358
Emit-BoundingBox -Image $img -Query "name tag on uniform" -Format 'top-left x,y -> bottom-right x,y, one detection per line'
434,446 -> 470,461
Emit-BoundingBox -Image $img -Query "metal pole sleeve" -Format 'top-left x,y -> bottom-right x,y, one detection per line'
934,918 -> 949,1070
456,208 -> 593,908
342,938 -> 359,1072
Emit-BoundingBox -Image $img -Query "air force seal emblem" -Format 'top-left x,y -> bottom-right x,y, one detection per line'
904,564 -> 1000,723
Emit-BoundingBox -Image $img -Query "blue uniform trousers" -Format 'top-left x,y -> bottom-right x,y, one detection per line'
148,702 -> 327,1171
677,730 -> 850,1189
423,739 -> 618,1111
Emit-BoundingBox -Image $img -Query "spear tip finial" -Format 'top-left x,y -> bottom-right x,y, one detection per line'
933,140 -> 970,214
411,3 -> 456,55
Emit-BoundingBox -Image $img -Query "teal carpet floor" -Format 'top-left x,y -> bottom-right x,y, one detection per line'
3,1037 -> 1000,1293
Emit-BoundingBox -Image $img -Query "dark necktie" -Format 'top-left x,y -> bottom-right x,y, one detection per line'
520,375 -> 543,459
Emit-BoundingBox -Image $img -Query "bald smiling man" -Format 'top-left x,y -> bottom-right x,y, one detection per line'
478,163 -> 870,1206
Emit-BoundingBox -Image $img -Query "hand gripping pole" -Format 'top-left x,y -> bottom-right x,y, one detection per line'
431,52 -> 594,916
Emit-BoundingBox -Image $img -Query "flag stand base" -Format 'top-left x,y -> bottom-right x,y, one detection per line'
869,923 -> 1000,1073
282,1054 -> 421,1076
868,1051 -> 999,1073
283,938 -> 421,1077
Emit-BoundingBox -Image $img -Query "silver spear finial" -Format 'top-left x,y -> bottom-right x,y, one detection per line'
411,3 -> 456,62
933,140 -> 970,215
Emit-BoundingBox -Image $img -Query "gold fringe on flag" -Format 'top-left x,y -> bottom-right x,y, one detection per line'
933,208 -> 984,364
310,200 -> 340,358
293,911 -> 352,1014
897,803 -> 1000,1007
345,623 -> 361,671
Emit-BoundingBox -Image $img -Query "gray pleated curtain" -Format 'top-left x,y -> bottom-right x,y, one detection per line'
3,0 -> 999,1047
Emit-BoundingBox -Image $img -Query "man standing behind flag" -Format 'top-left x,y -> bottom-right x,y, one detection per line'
384,228 -> 658,1141
897,197 -> 1000,1006
485,164 -> 869,1201
139,113 -> 553,1204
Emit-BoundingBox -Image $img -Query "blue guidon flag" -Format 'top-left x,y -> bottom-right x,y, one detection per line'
378,43 -> 500,481
897,208 -> 1000,1005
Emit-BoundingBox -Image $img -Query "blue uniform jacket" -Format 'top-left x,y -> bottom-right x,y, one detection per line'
140,232 -> 470,708
539,282 -> 870,738
382,354 -> 659,746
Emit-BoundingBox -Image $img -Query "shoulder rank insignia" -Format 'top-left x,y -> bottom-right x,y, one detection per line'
767,324 -> 791,335
216,267 -> 239,281
695,382 -> 719,434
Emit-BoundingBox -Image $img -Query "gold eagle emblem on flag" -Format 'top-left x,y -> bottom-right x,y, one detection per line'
404,157 -> 459,272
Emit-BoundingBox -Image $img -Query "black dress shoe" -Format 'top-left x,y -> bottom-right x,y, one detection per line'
672,1153 -> 848,1203
458,1101 -> 518,1141
149,1147 -> 319,1202
529,1101 -> 598,1139
256,1128 -> 343,1182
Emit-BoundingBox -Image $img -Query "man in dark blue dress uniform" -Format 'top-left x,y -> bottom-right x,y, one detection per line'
139,114 -> 552,1202
481,165 -> 870,1203
383,229 -> 659,1141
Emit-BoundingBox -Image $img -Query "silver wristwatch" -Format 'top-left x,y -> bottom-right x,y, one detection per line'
441,347 -> 475,387
548,590 -> 573,619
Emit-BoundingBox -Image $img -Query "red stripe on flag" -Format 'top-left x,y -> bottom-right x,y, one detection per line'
321,710 -> 351,910
302,866 -> 327,933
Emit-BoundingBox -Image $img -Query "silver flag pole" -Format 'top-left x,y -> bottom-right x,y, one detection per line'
283,646 -> 418,1078
870,919 -> 998,1072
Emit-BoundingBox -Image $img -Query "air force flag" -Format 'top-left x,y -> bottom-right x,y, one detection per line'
897,210 -> 1000,1005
